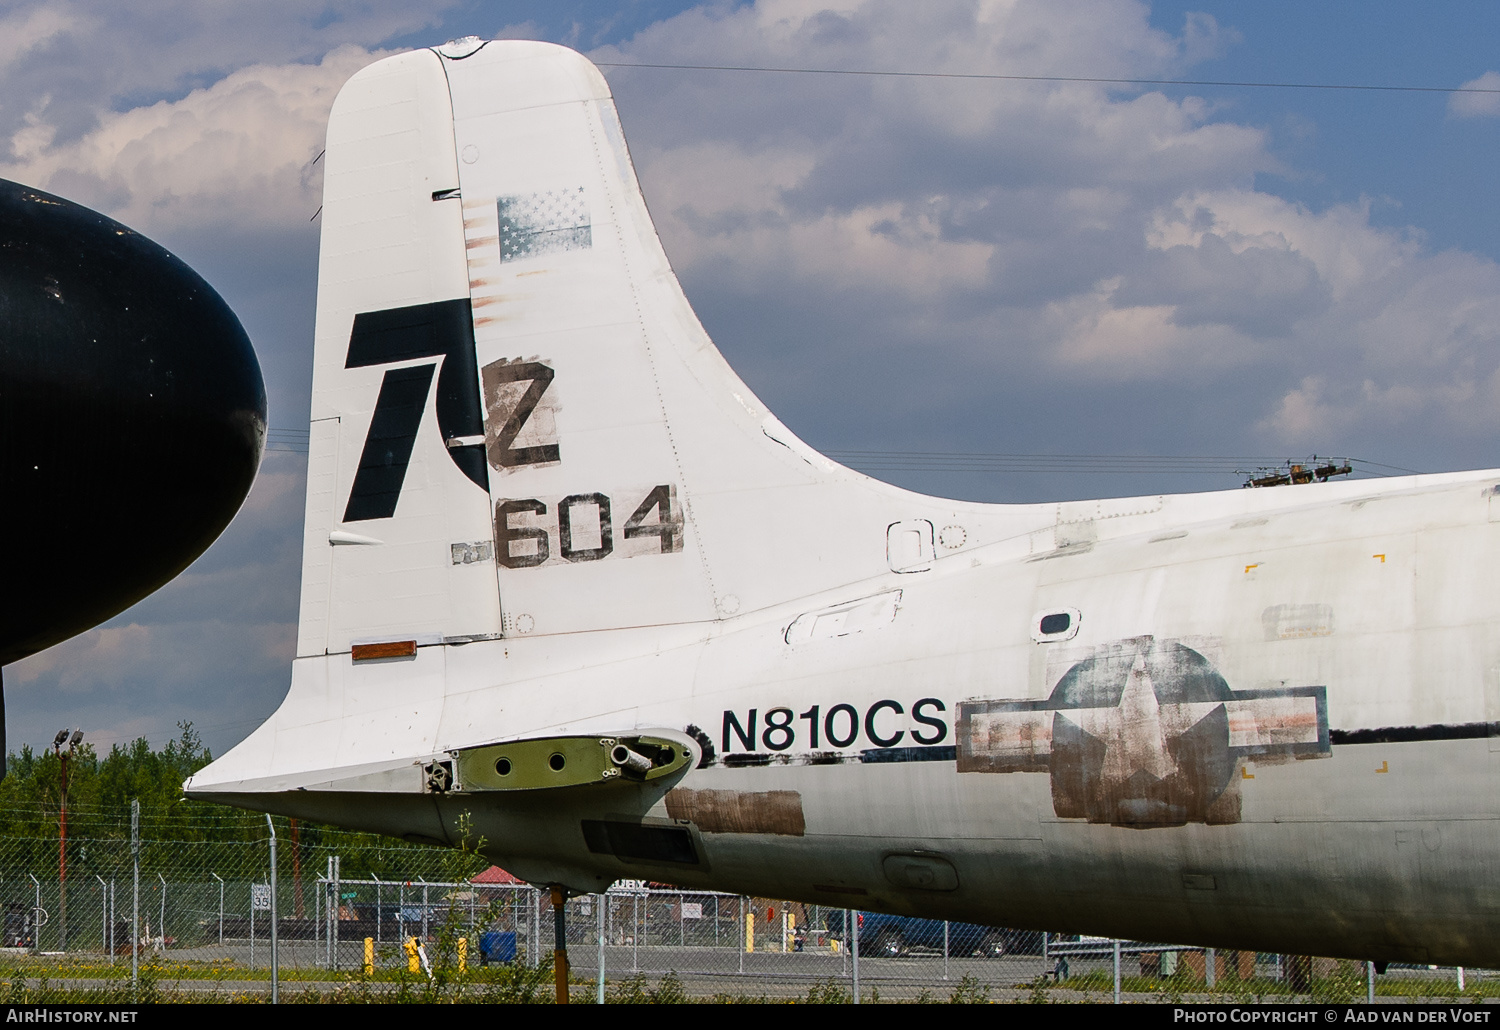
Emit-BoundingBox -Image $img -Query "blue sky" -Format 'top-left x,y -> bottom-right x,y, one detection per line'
1145,1 -> 1500,260
4,1 -> 1498,757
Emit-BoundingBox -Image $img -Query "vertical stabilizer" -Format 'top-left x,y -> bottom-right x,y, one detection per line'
299,40 -> 997,655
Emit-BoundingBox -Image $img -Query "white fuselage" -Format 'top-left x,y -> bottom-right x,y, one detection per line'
192,469 -> 1500,966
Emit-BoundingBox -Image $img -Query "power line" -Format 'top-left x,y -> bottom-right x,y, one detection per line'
596,60 -> 1500,96
264,427 -> 311,455
820,450 -> 1412,478
263,429 -> 1414,477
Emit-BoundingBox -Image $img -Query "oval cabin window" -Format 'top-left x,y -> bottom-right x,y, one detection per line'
1032,607 -> 1081,643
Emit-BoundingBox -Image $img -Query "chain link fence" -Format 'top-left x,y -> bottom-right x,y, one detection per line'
0,814 -> 1489,1003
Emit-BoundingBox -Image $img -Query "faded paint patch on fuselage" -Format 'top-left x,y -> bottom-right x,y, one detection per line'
665,788 -> 806,836
1262,603 -> 1335,640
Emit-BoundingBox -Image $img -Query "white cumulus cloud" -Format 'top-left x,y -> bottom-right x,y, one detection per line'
2,46 -> 385,234
595,0 -> 1500,453
1449,71 -> 1500,118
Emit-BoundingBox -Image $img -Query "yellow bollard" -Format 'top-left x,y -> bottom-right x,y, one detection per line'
363,937 -> 374,977
458,936 -> 467,973
745,910 -> 754,953
404,936 -> 420,973
787,912 -> 795,952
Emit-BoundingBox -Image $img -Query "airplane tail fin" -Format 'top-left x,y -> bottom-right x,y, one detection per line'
297,39 -> 982,657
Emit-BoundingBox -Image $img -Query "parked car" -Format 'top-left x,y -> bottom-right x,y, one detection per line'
2,902 -> 34,948
824,911 -> 1044,958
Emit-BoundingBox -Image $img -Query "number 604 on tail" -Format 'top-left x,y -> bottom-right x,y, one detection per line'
494,484 -> 684,569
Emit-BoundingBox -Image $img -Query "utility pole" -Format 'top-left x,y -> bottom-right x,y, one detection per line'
552,887 -> 570,1004
53,728 -> 82,953
130,800 -> 139,997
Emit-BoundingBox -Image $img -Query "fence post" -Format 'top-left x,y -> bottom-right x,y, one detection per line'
130,799 -> 139,997
851,908 -> 860,1005
28,874 -> 39,956
324,856 -> 333,969
840,908 -> 847,976
267,815 -> 278,1005
96,875 -> 107,962
332,854 -> 341,971
1113,938 -> 1122,1003
157,873 -> 166,950
1366,960 -> 1375,1004
943,920 -> 949,980
596,892 -> 606,1004
211,873 -> 223,945
421,878 -> 430,948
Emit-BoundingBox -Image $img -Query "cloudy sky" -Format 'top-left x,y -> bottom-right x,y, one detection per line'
5,0 -> 1499,757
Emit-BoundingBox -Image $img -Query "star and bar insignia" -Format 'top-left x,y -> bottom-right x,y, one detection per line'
956,636 -> 1328,828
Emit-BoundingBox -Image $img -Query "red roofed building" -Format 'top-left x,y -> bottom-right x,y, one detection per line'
472,865 -> 525,885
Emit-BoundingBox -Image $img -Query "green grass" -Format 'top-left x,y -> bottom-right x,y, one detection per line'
1055,964 -> 1495,1003
0,952 -> 1488,1004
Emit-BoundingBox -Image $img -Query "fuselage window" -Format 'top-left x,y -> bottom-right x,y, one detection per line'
1032,607 -> 1081,643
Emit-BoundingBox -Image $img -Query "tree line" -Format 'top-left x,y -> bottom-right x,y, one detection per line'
0,724 -> 482,883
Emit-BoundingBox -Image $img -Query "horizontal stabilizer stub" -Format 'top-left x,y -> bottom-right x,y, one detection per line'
451,734 -> 693,792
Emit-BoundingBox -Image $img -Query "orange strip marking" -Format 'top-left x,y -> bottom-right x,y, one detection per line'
352,640 -> 417,661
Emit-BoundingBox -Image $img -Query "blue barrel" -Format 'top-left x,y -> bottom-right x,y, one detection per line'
480,930 -> 517,964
